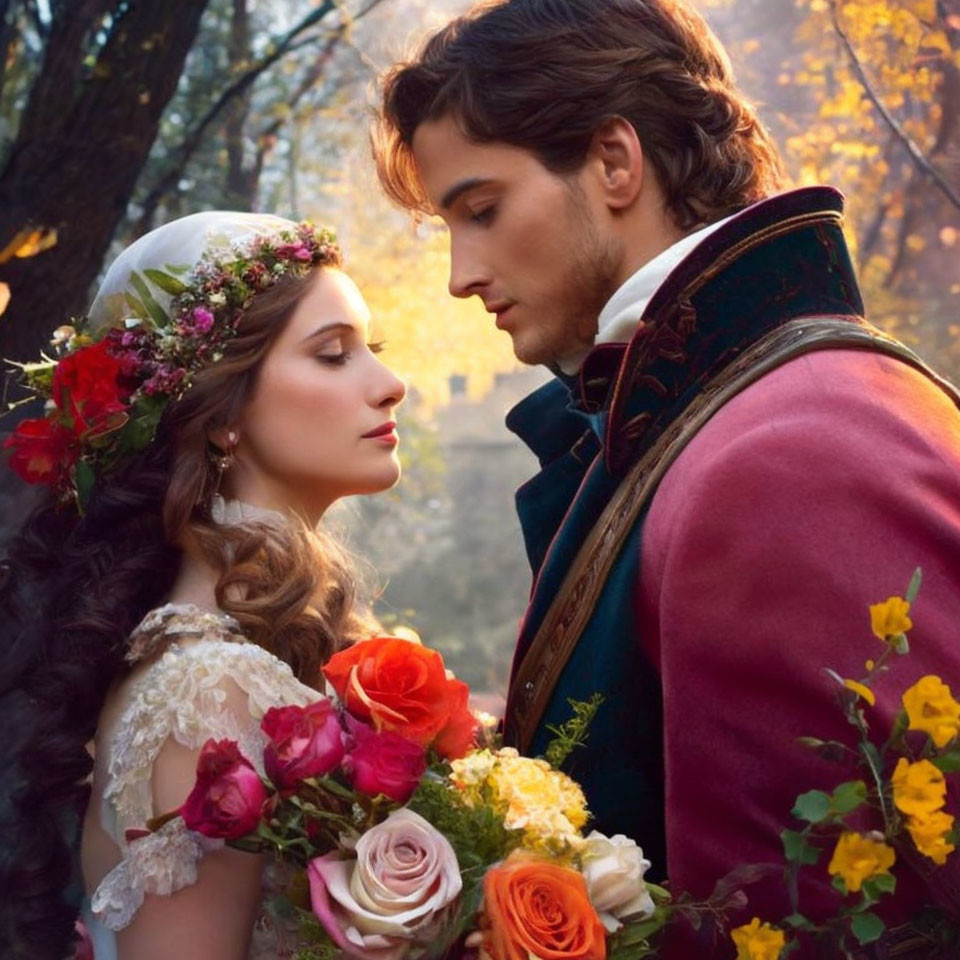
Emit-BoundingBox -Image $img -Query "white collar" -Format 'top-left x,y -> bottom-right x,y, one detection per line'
210,495 -> 287,527
557,210 -> 739,374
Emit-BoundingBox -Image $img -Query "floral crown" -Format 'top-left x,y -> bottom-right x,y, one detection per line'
3,219 -> 339,510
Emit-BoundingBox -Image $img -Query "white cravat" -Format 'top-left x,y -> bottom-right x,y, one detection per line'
558,211 -> 738,374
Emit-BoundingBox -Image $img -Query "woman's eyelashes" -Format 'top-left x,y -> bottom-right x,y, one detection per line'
316,340 -> 387,366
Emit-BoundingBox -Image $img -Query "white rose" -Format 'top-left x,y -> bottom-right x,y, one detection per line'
308,808 -> 462,959
580,831 -> 655,933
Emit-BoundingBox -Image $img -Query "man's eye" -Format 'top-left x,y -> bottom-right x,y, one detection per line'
469,206 -> 496,225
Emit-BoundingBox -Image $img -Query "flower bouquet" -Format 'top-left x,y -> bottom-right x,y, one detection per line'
159,635 -> 664,960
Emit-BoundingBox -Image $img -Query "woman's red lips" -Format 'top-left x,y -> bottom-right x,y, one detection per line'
362,421 -> 398,438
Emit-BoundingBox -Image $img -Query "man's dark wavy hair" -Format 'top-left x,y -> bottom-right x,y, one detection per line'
374,0 -> 786,228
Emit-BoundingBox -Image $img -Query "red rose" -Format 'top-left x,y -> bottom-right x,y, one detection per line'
261,699 -> 345,790
322,636 -> 479,759
180,739 -> 268,839
3,416 -> 77,487
343,718 -> 427,803
52,340 -> 128,436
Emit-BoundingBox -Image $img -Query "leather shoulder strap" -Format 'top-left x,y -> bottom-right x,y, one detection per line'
506,316 -> 959,753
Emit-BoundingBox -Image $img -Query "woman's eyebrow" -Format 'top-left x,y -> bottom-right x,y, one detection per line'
298,322 -> 355,344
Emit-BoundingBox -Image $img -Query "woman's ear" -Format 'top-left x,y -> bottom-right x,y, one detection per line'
586,115 -> 644,211
208,426 -> 239,455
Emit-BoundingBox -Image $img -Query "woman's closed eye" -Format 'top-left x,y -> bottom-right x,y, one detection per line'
316,341 -> 386,366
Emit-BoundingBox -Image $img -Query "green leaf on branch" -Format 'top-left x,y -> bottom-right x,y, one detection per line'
832,874 -> 849,896
792,789 -> 831,824
850,911 -> 885,944
905,567 -> 923,604
783,912 -> 816,931
144,267 -> 188,296
862,873 -> 896,899
931,751 -> 960,773
542,694 -> 605,770
830,780 -> 868,816
894,634 -> 910,655
782,829 -> 821,865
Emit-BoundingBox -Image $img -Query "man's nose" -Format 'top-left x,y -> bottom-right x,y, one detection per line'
448,235 -> 489,299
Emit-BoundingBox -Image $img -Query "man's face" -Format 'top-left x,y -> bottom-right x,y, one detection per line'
411,116 -> 621,367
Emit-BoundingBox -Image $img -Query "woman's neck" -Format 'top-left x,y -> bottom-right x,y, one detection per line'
166,549 -> 221,611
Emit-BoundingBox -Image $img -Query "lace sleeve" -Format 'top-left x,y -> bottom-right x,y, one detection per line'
90,606 -> 318,931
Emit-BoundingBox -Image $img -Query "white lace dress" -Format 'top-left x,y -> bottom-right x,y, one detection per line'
81,603 -> 319,960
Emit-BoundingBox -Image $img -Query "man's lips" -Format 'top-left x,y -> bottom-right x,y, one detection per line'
362,421 -> 398,439
486,302 -> 516,328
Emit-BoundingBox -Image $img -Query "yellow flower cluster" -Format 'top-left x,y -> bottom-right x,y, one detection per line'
827,832 -> 896,893
902,675 -> 960,748
730,917 -> 786,960
449,747 -> 588,851
892,757 -> 956,865
869,595 -> 912,641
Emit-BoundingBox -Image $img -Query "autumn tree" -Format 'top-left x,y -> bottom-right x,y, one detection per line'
0,0 -> 211,361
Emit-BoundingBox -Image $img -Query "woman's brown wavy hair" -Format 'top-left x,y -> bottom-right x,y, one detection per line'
164,267 -> 376,682
0,264 -> 375,960
375,0 -> 786,229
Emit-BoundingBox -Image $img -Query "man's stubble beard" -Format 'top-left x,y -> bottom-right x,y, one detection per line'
538,181 -> 621,369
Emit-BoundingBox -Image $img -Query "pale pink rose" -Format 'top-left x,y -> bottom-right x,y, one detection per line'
308,808 -> 462,959
580,831 -> 655,933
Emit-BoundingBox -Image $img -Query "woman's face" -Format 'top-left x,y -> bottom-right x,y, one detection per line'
230,268 -> 406,520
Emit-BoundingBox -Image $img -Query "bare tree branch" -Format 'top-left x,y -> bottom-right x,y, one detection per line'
133,0 -> 339,234
829,0 -> 960,212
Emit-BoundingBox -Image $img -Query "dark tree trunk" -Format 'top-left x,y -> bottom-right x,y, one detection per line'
0,0 -> 211,362
224,0 -> 256,209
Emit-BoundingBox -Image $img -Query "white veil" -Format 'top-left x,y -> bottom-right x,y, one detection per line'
87,211 -> 299,332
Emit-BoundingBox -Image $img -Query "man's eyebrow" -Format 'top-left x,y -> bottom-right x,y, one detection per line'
439,177 -> 495,210
299,322 -> 354,344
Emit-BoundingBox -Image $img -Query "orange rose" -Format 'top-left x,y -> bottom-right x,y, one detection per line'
322,636 -> 478,759
483,856 -> 607,960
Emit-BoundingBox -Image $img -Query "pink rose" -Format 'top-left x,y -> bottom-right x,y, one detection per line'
180,739 -> 268,839
261,698 -> 345,790
343,720 -> 426,803
309,809 -> 462,960
190,306 -> 215,333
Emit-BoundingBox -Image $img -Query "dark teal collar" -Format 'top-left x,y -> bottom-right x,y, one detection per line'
574,186 -> 863,473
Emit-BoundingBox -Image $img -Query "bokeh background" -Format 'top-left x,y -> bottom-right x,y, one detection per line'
1,0 -> 958,706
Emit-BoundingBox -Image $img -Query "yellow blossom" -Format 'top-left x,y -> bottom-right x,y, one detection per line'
844,679 -> 876,706
730,917 -> 787,960
827,832 -> 896,893
892,758 -> 947,816
906,808 -> 956,866
902,675 -> 960,747
870,596 -> 912,640
450,747 -> 587,851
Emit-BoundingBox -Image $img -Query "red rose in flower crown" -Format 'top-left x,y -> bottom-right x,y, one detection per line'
52,340 -> 129,437
261,699 -> 345,791
180,739 -> 268,839
322,636 -> 479,760
3,417 -> 77,486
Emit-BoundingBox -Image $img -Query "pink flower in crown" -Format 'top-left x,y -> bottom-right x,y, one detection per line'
190,306 -> 215,333
142,365 -> 187,396
276,242 -> 312,262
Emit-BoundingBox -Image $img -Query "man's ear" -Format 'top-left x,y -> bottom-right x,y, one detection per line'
586,116 -> 644,211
